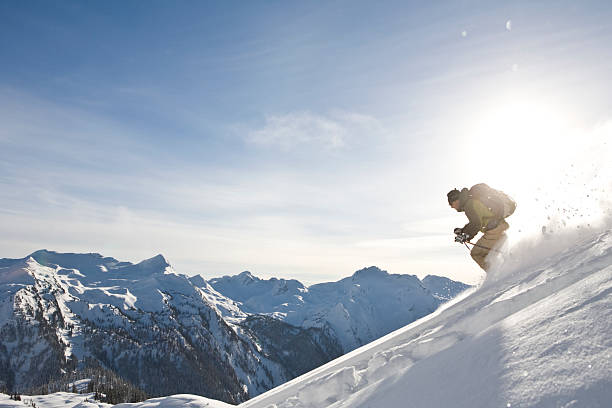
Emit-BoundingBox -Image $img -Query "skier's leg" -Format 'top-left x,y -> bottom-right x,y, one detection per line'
470,221 -> 509,271
470,241 -> 489,271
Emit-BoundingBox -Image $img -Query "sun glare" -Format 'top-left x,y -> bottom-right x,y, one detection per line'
470,98 -> 574,188
461,94 -> 611,238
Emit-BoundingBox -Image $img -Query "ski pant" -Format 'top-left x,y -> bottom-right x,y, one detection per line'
470,220 -> 509,271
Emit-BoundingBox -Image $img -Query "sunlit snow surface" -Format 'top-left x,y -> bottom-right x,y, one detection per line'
0,392 -> 111,408
25,221 -> 605,407
0,393 -> 235,408
114,394 -> 235,408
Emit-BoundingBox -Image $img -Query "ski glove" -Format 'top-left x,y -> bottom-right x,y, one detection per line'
455,233 -> 469,243
453,227 -> 463,235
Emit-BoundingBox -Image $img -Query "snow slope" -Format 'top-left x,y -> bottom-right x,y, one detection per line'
0,393 -> 231,408
114,394 -> 235,408
0,392 -> 111,408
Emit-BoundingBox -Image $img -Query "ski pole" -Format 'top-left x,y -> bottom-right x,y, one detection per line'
465,241 -> 503,254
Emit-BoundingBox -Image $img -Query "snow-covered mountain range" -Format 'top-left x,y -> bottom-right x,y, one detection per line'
0,251 -> 291,403
207,267 -> 468,352
57,219 -> 609,408
0,250 -> 468,404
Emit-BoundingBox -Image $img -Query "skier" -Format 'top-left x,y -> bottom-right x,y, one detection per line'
447,184 -> 516,271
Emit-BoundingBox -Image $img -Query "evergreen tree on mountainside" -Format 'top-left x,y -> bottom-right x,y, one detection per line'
240,315 -> 343,379
25,365 -> 147,404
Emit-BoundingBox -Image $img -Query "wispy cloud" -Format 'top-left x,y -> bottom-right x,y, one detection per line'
0,90 -> 402,281
246,111 -> 385,151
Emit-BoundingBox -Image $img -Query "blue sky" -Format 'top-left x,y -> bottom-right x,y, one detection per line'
2,1 -> 611,284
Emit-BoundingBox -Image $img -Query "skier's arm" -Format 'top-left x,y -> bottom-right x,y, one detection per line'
461,201 -> 482,240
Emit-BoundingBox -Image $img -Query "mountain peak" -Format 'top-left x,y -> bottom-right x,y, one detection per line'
140,253 -> 169,265
25,256 -> 39,266
135,254 -> 171,273
352,266 -> 388,280
238,271 -> 257,283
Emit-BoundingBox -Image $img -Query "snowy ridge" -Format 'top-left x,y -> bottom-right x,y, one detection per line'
208,267 -> 469,352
